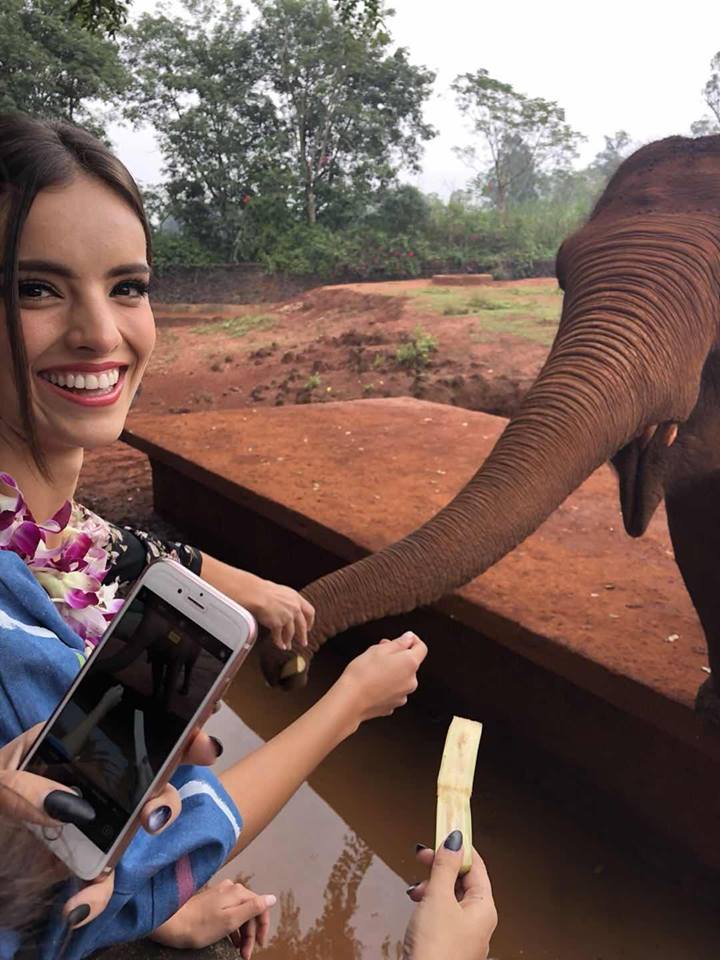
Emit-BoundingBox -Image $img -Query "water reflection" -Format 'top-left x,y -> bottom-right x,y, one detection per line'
208,700 -> 410,958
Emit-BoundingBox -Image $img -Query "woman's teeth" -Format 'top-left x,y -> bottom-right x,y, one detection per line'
41,368 -> 121,392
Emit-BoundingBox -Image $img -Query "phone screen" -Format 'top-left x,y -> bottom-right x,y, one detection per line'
24,586 -> 233,852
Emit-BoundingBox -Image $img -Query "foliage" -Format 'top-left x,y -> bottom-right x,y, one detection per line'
259,223 -> 424,278
304,372 -> 322,390
67,0 -> 131,36
123,0 -> 434,255
123,1 -> 286,261
395,326 -> 438,371
150,231 -> 221,268
0,0 -> 127,134
334,0 -> 384,32
452,69 -> 584,217
692,52 -> 720,135
252,0 -> 436,224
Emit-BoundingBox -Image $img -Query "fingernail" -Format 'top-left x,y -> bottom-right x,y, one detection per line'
66,903 -> 91,928
444,829 -> 463,851
415,842 -> 429,852
406,883 -> 419,895
147,805 -> 172,833
44,791 -> 95,825
263,894 -> 277,907
210,736 -> 224,758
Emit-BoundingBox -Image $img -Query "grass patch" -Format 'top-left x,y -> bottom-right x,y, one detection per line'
405,283 -> 562,345
192,313 -> 276,337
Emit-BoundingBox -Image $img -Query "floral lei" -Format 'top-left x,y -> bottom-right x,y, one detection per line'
0,473 -> 123,653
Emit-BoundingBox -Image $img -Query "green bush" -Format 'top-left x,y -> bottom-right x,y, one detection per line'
150,231 -> 221,268
395,326 -> 438,371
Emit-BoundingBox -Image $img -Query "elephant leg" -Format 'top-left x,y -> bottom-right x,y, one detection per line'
665,476 -> 720,722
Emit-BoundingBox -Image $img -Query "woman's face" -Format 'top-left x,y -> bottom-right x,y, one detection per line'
0,174 -> 156,456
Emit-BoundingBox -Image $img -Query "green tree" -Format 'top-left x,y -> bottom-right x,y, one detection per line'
123,0 -> 288,260
252,0 -> 435,224
67,0 -> 131,36
0,0 -> 127,134
452,69 -> 584,219
588,130 -> 634,183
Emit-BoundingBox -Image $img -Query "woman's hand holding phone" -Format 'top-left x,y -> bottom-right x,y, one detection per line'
1,724 -> 218,931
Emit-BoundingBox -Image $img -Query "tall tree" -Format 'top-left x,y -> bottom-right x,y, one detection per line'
452,69 -> 583,218
123,0 -> 287,259
0,0 -> 126,134
252,0 -> 435,224
692,52 -> 720,136
589,130 -> 634,183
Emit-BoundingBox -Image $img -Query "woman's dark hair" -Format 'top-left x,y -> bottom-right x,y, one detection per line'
0,811 -> 70,933
0,112 -> 152,472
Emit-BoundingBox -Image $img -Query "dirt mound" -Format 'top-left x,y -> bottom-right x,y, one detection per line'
288,286 -> 406,325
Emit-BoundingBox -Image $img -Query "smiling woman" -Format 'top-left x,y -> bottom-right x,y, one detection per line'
0,113 -> 443,960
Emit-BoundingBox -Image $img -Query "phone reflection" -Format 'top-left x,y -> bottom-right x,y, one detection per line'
26,586 -> 230,852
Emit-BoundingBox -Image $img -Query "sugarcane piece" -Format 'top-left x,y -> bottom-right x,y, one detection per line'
435,716 -> 482,875
279,654 -> 306,681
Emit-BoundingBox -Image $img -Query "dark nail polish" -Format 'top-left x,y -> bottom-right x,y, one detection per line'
444,830 -> 463,851
406,883 -> 419,895
415,842 -> 429,852
210,736 -> 224,758
147,805 -> 172,833
66,903 -> 91,928
44,791 -> 95,826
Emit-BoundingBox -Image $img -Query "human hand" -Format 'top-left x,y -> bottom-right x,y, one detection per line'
2,724 -> 220,933
338,632 -> 427,726
403,833 -> 497,960
224,879 -> 275,959
242,574 -> 315,650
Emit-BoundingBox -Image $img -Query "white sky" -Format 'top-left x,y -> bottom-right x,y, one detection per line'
110,0 -> 720,197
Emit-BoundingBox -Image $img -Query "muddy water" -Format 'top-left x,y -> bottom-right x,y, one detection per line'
203,650 -> 720,960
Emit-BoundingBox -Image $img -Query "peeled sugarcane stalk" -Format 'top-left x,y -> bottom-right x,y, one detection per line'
279,654 -> 306,680
435,716 -> 483,875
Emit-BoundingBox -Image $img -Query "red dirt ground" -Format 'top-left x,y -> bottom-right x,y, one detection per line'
78,278 -> 551,525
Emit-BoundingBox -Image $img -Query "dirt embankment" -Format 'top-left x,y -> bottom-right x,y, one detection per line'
78,278 -> 556,524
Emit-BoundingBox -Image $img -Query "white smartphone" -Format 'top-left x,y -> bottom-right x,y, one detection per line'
21,558 -> 256,880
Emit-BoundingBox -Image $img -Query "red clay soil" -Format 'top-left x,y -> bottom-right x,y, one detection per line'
139,279 -> 550,419
121,399 -> 709,733
78,279 -> 549,522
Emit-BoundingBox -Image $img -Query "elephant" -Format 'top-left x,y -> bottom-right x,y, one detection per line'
260,133 -> 720,718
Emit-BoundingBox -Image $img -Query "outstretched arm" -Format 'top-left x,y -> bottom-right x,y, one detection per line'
200,552 -> 315,651
220,633 -> 426,858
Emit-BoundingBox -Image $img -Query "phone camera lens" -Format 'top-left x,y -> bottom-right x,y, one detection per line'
177,588 -> 182,594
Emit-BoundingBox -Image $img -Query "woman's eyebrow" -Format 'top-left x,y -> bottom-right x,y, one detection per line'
17,259 -> 151,278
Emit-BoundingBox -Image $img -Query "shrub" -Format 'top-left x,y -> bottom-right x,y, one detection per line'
395,326 -> 438,372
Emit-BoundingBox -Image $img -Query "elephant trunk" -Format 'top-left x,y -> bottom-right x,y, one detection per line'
262,218 -> 720,683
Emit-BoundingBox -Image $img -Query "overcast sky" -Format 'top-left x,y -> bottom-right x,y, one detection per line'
110,0 -> 720,197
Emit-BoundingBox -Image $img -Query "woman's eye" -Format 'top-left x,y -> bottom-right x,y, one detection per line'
18,281 -> 55,300
113,279 -> 150,299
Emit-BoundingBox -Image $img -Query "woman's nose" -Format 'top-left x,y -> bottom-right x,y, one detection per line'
64,297 -> 123,355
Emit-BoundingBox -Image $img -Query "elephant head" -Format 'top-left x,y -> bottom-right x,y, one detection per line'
261,135 -> 720,709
